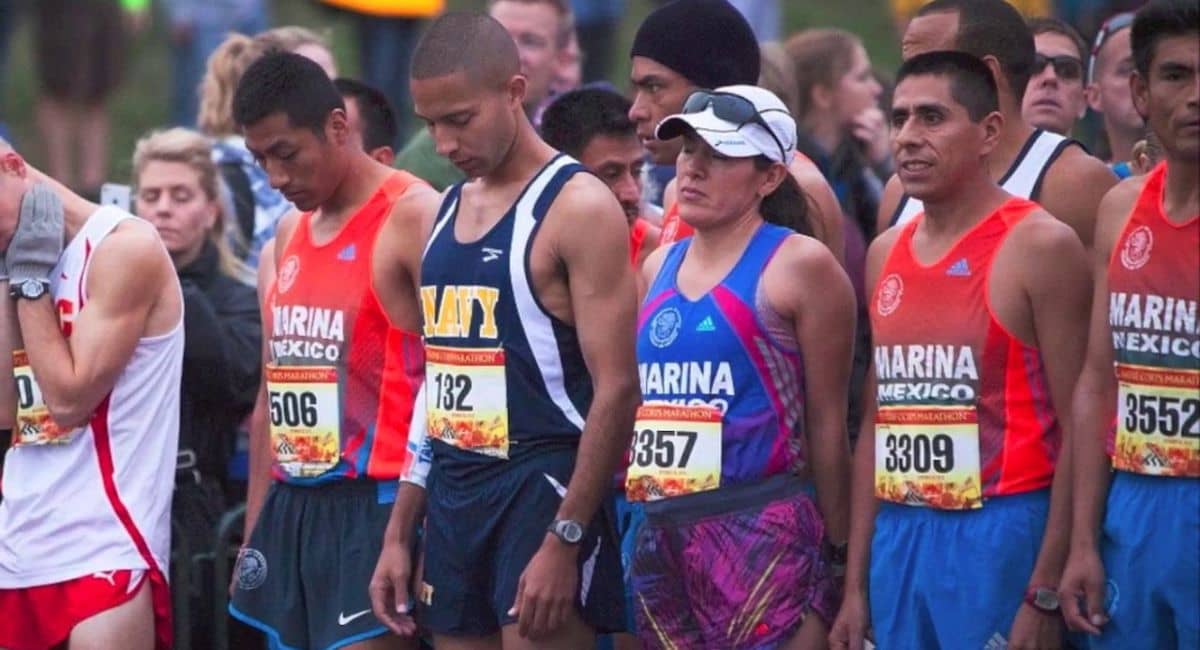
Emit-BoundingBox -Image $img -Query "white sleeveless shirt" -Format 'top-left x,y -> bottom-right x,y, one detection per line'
0,206 -> 183,588
890,129 -> 1076,227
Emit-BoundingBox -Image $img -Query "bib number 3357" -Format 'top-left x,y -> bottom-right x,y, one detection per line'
625,404 -> 721,502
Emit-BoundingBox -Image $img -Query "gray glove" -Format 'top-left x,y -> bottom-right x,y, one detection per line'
7,183 -> 64,286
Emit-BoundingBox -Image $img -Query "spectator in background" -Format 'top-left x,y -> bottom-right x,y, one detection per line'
1087,11 -> 1143,177
132,127 -> 260,650
571,0 -> 623,83
541,86 -> 661,267
255,26 -> 339,78
1022,17 -> 1089,137
394,0 -> 576,190
891,0 -> 1051,35
32,0 -> 131,198
786,29 -> 889,244
335,77 -> 401,166
551,29 -> 584,98
317,0 -> 445,145
163,0 -> 271,128
198,33 -> 292,270
0,0 -> 16,139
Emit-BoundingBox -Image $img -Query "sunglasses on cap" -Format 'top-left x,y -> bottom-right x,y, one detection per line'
1033,53 -> 1084,81
1088,11 -> 1135,83
682,90 -> 787,163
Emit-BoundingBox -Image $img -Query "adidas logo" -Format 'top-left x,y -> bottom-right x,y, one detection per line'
946,258 -> 971,277
695,316 -> 716,332
337,244 -> 356,261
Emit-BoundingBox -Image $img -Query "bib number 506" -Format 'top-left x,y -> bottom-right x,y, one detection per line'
269,391 -> 319,428
883,433 -> 955,473
631,429 -> 697,469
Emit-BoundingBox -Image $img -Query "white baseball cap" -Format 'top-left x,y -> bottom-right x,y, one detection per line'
655,85 -> 797,164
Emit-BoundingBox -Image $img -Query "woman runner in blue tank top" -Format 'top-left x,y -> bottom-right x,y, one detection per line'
627,85 -> 855,649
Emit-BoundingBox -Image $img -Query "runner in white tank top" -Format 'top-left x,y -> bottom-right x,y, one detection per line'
0,141 -> 183,650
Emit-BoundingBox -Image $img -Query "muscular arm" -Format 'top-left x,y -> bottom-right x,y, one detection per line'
1017,216 -> 1093,588
1038,147 -> 1120,250
770,236 -> 855,542
552,179 -> 641,527
242,238 -> 276,541
1070,182 -> 1138,550
17,224 -> 176,429
843,230 -> 897,595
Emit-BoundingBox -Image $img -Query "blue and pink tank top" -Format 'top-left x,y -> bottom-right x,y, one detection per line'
629,223 -> 806,502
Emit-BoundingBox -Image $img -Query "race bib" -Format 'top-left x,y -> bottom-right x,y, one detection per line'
625,404 -> 721,502
425,345 -> 509,458
11,350 -> 76,446
266,365 -> 341,477
874,406 -> 983,510
1113,363 -> 1200,477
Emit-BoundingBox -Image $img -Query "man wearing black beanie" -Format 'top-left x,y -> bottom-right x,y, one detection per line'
627,0 -> 846,257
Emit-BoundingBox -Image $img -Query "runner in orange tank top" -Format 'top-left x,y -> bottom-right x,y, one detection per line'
1059,4 -> 1199,645
226,52 -> 439,650
830,52 -> 1091,650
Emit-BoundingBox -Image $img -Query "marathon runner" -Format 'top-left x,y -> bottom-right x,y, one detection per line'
0,139 -> 182,650
1059,2 -> 1199,646
631,84 -> 853,649
227,52 -> 437,650
830,51 -> 1092,649
370,11 -> 638,648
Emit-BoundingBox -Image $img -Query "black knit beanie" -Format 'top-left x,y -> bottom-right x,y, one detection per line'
630,0 -> 761,89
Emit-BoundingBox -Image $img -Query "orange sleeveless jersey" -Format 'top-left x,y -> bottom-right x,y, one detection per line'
267,171 -> 426,483
660,153 -> 816,245
871,198 -> 1060,498
1106,162 -> 1200,476
630,218 -> 652,266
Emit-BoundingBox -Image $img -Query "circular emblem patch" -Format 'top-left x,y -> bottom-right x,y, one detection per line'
649,308 -> 682,348
1120,225 -> 1153,270
277,255 -> 300,294
877,273 -> 904,317
236,547 -> 268,591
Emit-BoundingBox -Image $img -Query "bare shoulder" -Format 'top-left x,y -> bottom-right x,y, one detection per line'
386,182 -> 442,238
89,219 -> 175,301
875,173 -> 905,235
549,172 -> 627,228
99,219 -> 171,268
641,240 -> 674,287
774,233 -> 841,277
1041,145 -> 1120,211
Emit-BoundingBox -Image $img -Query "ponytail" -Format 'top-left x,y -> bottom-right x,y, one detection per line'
755,158 -> 817,238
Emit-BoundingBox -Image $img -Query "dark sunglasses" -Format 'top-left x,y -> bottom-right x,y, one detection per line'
1033,53 -> 1084,81
681,90 -> 787,162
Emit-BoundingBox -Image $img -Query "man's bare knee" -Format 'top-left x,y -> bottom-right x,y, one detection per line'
67,578 -> 154,650
342,634 -> 421,650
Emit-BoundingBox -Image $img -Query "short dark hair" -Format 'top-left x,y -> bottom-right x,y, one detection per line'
539,87 -> 635,158
917,0 -> 1036,102
896,50 -> 1000,121
334,77 -> 398,151
1028,16 -> 1088,63
410,12 -> 520,87
1132,0 -> 1199,78
233,51 -> 344,134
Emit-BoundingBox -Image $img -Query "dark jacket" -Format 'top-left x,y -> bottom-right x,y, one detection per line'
178,241 -> 260,480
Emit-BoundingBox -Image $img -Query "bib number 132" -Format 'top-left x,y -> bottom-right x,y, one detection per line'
431,372 -> 473,412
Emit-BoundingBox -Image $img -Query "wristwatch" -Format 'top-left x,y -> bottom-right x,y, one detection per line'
547,519 -> 585,545
1024,586 -> 1061,614
10,279 -> 49,301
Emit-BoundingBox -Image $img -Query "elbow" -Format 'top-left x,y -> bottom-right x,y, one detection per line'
45,402 -> 94,432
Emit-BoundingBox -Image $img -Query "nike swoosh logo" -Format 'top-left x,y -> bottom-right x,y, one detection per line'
338,609 -> 371,626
